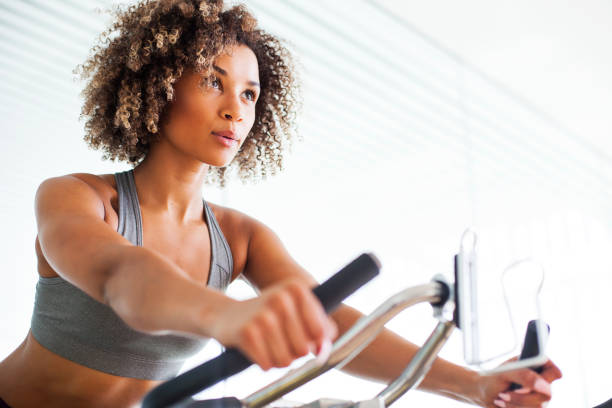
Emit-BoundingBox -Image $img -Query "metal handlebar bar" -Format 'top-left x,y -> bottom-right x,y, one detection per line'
242,279 -> 452,408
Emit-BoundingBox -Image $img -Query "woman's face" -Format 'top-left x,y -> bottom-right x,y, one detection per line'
160,44 -> 260,167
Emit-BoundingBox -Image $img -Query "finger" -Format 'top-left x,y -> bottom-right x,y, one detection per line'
505,389 -> 550,406
316,320 -> 337,354
327,317 -> 339,341
240,324 -> 272,371
540,359 -> 563,382
273,290 -> 311,358
290,282 -> 330,348
306,339 -> 329,368
502,402 -> 548,408
502,369 -> 551,396
259,310 -> 294,367
495,401 -> 539,408
495,403 -> 520,408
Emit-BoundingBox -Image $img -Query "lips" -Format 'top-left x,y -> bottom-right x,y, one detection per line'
212,130 -> 237,141
212,131 -> 239,148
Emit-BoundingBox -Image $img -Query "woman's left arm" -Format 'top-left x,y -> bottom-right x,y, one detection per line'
325,305 -> 562,407
241,216 -> 562,407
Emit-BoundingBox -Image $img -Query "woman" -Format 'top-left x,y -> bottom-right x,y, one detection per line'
0,1 -> 561,407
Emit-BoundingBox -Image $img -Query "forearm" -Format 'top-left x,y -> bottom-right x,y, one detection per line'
331,304 -> 480,405
103,245 -> 232,337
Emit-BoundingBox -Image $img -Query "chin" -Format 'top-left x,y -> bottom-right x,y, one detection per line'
201,153 -> 236,168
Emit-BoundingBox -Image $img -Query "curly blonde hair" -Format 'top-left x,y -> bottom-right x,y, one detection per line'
75,0 -> 302,187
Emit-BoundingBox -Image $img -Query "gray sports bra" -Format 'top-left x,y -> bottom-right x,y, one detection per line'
30,169 -> 233,380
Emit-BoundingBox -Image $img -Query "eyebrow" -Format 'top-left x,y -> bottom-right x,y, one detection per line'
213,65 -> 260,88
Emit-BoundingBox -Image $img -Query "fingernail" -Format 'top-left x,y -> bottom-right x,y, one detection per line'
327,321 -> 338,339
498,392 -> 511,402
493,399 -> 506,408
535,377 -> 551,394
314,338 -> 332,363
515,387 -> 531,394
308,342 -> 316,354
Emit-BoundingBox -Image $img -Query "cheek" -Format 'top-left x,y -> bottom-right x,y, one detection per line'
181,94 -> 210,116
174,97 -> 215,129
246,108 -> 257,129
162,105 -> 211,141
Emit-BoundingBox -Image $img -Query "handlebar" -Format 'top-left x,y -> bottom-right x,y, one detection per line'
242,279 -> 451,408
508,320 -> 549,391
141,253 -> 381,408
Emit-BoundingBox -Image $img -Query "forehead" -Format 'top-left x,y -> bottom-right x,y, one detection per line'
213,44 -> 259,80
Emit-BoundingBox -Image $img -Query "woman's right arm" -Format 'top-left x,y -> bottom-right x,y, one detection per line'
35,175 -> 232,337
34,175 -> 333,369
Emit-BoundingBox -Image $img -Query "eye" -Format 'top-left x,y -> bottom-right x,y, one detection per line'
210,77 -> 221,89
244,89 -> 257,101
200,76 -> 221,91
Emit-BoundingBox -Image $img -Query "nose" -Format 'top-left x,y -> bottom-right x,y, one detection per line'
219,95 -> 242,122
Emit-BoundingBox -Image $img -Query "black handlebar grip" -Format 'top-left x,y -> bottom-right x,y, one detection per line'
312,252 -> 380,314
142,253 -> 381,408
508,320 -> 550,391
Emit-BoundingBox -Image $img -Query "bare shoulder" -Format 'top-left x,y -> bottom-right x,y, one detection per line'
34,175 -> 104,218
206,201 -> 252,230
210,205 -> 315,290
64,172 -> 117,198
33,173 -> 122,280
36,172 -> 120,236
205,201 -> 260,280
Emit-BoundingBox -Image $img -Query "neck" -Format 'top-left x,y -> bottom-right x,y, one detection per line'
132,140 -> 211,224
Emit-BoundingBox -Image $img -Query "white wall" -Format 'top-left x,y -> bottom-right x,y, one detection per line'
374,0 -> 612,159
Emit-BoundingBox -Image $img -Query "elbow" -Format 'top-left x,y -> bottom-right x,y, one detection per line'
100,245 -> 174,334
103,271 -> 155,333
100,244 -> 131,306
101,247 -> 153,333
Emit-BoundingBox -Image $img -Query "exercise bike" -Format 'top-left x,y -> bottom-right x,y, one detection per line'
141,230 -> 550,408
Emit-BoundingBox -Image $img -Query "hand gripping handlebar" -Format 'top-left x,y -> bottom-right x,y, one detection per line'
142,253 -> 381,408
